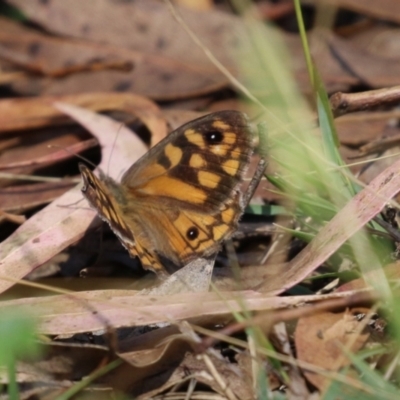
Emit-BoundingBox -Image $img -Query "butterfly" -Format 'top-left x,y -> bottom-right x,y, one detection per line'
79,110 -> 265,278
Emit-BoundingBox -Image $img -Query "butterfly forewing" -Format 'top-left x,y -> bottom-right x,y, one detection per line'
79,164 -> 135,245
121,111 -> 256,212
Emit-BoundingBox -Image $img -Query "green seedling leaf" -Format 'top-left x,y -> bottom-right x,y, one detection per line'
0,311 -> 40,400
0,311 -> 40,365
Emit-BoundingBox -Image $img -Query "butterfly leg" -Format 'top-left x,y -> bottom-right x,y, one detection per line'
241,158 -> 267,208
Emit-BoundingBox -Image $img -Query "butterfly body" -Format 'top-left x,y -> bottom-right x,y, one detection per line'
80,111 -> 262,277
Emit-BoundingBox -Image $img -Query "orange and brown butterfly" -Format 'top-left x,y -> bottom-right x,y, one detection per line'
79,110 -> 265,278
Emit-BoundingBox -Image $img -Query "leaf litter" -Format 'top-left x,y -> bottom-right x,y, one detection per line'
1,0 -> 400,398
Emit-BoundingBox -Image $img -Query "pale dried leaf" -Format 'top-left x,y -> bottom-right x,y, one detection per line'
0,290 -> 366,335
0,104 -> 148,294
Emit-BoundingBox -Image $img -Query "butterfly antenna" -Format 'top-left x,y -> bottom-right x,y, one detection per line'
48,144 -> 98,169
107,123 -> 124,176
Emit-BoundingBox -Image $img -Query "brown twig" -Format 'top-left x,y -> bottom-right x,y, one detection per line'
330,86 -> 400,118
358,134 -> 400,156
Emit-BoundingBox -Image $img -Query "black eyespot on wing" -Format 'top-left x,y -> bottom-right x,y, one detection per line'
186,227 -> 199,240
204,130 -> 223,145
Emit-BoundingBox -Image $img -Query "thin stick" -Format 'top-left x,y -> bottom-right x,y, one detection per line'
0,172 -> 78,183
242,158 -> 267,208
330,86 -> 400,117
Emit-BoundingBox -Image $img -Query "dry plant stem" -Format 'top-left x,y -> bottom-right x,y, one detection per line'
0,43 -> 133,77
0,71 -> 27,84
0,210 -> 26,225
273,322 -> 309,396
201,353 -> 239,400
242,158 -> 267,207
232,222 -> 276,240
0,172 -> 79,183
330,85 -> 400,117
373,217 -> 400,242
383,350 -> 400,381
199,289 -> 378,351
184,378 -> 197,400
247,335 -> 259,391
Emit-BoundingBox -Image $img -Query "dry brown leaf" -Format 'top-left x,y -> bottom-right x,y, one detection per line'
5,0 -> 364,99
0,134 -> 95,184
336,111 -> 400,147
110,328 -> 193,394
0,17 -> 132,77
295,307 -> 370,390
329,33 -> 400,88
6,0 -> 239,99
294,263 -> 400,390
285,31 -> 358,94
0,92 -> 167,145
0,290 -> 368,335
0,180 -> 76,213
